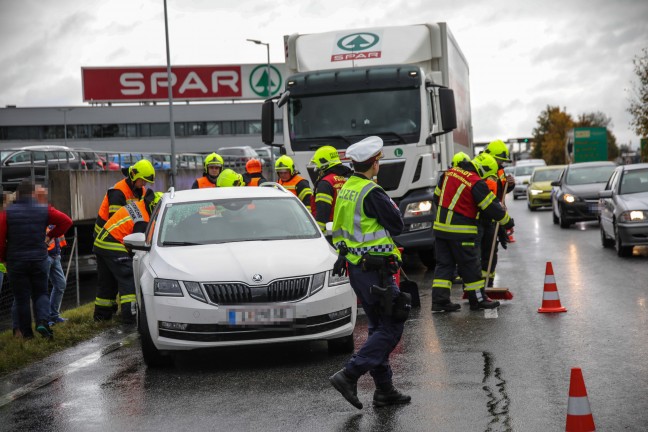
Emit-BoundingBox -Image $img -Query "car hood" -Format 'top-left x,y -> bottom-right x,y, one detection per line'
149,238 -> 336,284
617,192 -> 648,209
563,183 -> 607,199
529,180 -> 553,190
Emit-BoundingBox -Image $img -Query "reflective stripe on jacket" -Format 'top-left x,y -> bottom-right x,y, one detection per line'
94,200 -> 149,254
311,172 -> 347,230
94,179 -> 143,235
279,175 -> 313,207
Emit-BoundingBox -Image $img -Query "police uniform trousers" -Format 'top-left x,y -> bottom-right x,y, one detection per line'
478,221 -> 499,285
94,252 -> 137,320
344,263 -> 404,387
432,237 -> 484,303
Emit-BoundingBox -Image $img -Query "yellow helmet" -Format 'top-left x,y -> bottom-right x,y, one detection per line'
216,168 -> 244,187
204,153 -> 224,171
275,155 -> 295,175
485,140 -> 511,163
451,151 -> 471,167
472,153 -> 499,180
311,146 -> 341,171
129,159 -> 155,183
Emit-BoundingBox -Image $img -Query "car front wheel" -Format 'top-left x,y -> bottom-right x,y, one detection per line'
558,205 -> 571,229
600,223 -> 614,248
552,204 -> 559,224
139,299 -> 173,368
615,224 -> 633,257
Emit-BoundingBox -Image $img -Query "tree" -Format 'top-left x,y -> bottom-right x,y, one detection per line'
575,111 -> 619,160
627,48 -> 648,139
531,106 -> 574,164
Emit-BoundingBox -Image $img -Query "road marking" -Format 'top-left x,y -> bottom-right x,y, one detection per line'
484,309 -> 499,319
0,332 -> 138,408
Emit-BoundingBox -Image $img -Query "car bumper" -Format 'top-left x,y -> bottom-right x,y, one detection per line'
561,200 -> 601,222
527,191 -> 552,208
144,284 -> 357,351
617,221 -> 648,246
513,184 -> 528,197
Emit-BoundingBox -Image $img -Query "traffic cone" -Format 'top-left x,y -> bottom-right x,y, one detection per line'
538,261 -> 567,313
566,367 -> 595,431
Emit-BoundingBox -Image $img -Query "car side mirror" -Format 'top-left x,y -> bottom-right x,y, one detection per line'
124,232 -> 150,252
598,190 -> 613,199
550,180 -> 560,187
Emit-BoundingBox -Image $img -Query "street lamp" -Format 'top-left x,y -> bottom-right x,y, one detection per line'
246,39 -> 271,97
57,108 -> 74,147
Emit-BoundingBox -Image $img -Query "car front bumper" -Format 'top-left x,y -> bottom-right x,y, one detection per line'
617,221 -> 648,247
561,200 -> 601,222
513,184 -> 528,197
527,190 -> 552,208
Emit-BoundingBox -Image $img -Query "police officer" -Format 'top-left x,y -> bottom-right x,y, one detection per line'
328,136 -> 411,409
310,146 -> 352,232
93,190 -> 162,323
275,155 -> 313,207
481,140 -> 516,286
431,153 -> 515,312
192,153 -> 224,189
94,159 -> 154,237
242,158 -> 267,186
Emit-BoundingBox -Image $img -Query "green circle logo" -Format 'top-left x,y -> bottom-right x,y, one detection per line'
337,32 -> 379,52
394,148 -> 404,157
249,64 -> 282,97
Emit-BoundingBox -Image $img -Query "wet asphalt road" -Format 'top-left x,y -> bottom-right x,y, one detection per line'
1,197 -> 647,431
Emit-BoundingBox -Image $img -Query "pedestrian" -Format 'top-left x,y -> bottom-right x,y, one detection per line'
275,155 -> 313,207
480,140 -> 516,287
242,158 -> 267,186
430,153 -> 514,312
310,145 -> 352,233
93,190 -> 162,323
329,136 -> 411,409
0,179 -> 72,339
94,159 -> 155,237
191,153 -> 223,189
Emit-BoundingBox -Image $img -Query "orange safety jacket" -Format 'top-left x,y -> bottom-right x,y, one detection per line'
93,200 -> 150,255
247,177 -> 261,186
94,179 -> 144,235
195,176 -> 217,188
279,174 -> 312,207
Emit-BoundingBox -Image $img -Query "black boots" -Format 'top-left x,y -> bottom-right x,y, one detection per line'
431,302 -> 461,312
468,289 -> 500,310
432,287 -> 461,312
373,384 -> 412,407
329,369 -> 363,409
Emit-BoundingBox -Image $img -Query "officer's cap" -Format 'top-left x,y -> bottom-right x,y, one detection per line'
346,136 -> 384,163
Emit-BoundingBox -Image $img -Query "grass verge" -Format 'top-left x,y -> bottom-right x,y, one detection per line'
0,302 -> 120,377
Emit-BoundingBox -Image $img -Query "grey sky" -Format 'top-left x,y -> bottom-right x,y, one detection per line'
1,0 -> 646,147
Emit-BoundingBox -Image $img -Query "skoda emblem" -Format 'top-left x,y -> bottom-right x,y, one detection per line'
252,274 -> 263,283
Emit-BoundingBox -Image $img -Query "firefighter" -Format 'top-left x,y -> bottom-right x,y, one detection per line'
242,158 -> 267,186
431,152 -> 514,312
275,155 -> 312,207
328,136 -> 411,410
93,190 -> 162,323
310,146 -> 352,233
94,159 -> 154,237
217,168 -> 245,187
481,140 -> 516,286
191,152 -> 224,189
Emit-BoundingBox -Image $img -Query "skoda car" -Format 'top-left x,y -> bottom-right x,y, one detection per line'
526,165 -> 565,211
125,184 -> 356,367
551,161 -> 616,228
599,163 -> 648,257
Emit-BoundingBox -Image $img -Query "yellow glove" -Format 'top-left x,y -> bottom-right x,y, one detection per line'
0,263 -> 6,273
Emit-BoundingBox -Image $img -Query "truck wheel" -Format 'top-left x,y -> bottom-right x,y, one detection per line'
418,249 -> 436,269
139,300 -> 173,368
328,334 -> 355,354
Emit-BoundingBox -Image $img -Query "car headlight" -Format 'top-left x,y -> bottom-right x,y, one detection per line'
154,279 -> 184,297
562,193 -> 578,203
329,271 -> 349,287
404,201 -> 432,217
529,189 -> 543,196
184,281 -> 207,303
310,271 -> 326,296
619,210 -> 648,222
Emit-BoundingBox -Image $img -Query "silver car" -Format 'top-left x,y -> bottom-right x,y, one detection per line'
599,163 -> 648,257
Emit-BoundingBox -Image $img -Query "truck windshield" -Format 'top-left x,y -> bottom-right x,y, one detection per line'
288,88 -> 421,151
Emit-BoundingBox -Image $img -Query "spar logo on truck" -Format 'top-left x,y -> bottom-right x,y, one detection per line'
332,31 -> 382,62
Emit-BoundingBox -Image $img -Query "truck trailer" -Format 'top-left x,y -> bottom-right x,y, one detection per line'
261,23 -> 471,267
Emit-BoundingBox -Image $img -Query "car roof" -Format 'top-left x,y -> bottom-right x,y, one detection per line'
619,163 -> 648,172
164,184 -> 294,204
533,165 -> 565,171
515,159 -> 546,166
3,145 -> 75,152
567,161 -> 616,168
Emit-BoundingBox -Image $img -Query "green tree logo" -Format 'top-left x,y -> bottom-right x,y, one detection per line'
337,33 -> 379,52
249,65 -> 282,97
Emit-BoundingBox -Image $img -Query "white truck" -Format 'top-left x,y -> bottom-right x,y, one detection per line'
261,23 -> 472,267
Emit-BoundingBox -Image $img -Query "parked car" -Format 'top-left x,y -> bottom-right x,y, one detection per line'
217,146 -> 262,169
124,184 -> 356,367
76,148 -> 106,170
551,161 -> 616,228
176,153 -> 204,170
512,160 -> 547,199
0,145 -> 84,190
526,165 -> 565,211
599,163 -> 648,257
255,146 -> 280,166
106,153 -> 144,169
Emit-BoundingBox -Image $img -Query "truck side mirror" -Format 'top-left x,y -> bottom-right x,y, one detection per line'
438,88 -> 457,132
261,100 -> 275,145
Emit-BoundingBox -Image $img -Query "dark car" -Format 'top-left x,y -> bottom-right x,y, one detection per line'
551,161 -> 616,228
599,163 -> 648,257
0,145 -> 84,190
76,148 -> 106,170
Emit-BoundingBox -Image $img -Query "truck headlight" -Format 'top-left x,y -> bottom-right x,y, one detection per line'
404,201 -> 432,217
154,279 -> 184,297
619,210 -> 648,222
184,281 -> 207,303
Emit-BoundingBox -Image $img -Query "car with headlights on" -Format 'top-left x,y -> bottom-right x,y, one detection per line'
526,165 -> 565,211
124,184 -> 356,367
551,161 -> 616,228
599,163 -> 648,257
511,159 -> 547,200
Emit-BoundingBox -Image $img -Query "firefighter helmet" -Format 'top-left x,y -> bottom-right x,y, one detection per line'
451,151 -> 471,167
245,158 -> 263,174
217,168 -> 244,187
472,153 -> 499,180
275,155 -> 296,175
128,159 -> 155,183
204,153 -> 224,171
311,146 -> 341,171
485,140 -> 511,163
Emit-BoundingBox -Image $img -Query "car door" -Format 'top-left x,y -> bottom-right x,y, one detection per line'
599,168 -> 619,236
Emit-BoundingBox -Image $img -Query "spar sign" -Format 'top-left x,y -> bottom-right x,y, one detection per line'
331,31 -> 382,62
82,64 -> 285,103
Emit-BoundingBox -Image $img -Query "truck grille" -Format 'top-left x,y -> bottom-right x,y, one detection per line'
203,277 -> 311,304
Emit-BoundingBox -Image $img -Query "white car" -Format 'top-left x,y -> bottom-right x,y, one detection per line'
125,184 -> 356,367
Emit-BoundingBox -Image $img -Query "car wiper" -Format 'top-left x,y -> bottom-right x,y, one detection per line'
162,241 -> 204,246
376,131 -> 406,144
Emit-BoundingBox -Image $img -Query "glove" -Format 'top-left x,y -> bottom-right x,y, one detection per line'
332,255 -> 348,277
497,226 -> 509,250
503,217 -> 515,230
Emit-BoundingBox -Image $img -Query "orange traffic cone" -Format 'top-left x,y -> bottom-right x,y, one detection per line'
538,261 -> 567,313
566,367 -> 595,431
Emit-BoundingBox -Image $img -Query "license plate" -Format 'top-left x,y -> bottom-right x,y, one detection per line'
227,306 -> 295,325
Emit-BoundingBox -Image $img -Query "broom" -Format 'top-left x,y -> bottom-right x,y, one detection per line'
484,180 -> 513,300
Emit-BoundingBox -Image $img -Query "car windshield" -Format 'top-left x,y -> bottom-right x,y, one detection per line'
158,197 -> 320,245
565,165 -> 615,185
532,168 -> 563,182
514,165 -> 540,176
620,169 -> 648,194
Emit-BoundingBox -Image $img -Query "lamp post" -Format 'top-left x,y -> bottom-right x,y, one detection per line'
163,0 -> 177,185
57,108 -> 73,146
